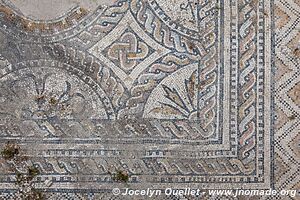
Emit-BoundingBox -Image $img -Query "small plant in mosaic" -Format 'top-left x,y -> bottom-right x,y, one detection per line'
17,188 -> 45,200
28,165 -> 40,180
1,142 -> 45,199
29,188 -> 45,200
109,169 -> 129,183
15,165 -> 40,184
1,142 -> 19,160
15,166 -> 44,200
48,96 -> 58,106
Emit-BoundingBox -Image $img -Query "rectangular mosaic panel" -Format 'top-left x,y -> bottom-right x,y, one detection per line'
0,0 -> 278,198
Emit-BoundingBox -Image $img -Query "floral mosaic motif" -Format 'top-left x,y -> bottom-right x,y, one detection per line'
0,67 -> 109,121
144,65 -> 198,120
11,73 -> 85,119
158,72 -> 198,119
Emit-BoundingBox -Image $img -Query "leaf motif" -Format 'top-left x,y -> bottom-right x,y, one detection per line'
150,104 -> 183,116
161,85 -> 186,111
157,70 -> 198,119
185,70 -> 197,101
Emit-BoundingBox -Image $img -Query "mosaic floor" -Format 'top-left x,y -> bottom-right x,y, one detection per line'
0,0 -> 299,199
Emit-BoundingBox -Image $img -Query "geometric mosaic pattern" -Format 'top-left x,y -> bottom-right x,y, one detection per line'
0,0 -> 298,199
274,0 -> 300,199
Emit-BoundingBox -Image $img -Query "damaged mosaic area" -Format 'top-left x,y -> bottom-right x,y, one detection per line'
0,0 -> 299,199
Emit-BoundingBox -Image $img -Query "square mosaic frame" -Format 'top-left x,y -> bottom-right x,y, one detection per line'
0,0 -> 274,195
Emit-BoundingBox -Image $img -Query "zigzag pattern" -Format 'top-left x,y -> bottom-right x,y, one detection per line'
273,0 -> 300,197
